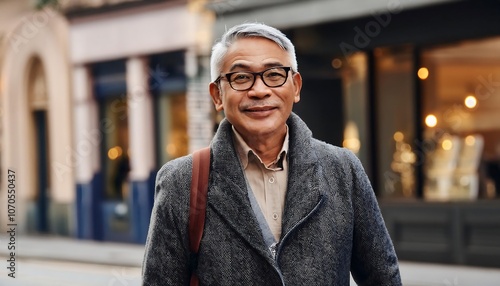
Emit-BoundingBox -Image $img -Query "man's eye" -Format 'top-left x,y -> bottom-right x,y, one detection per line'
265,72 -> 286,81
267,72 -> 284,78
232,73 -> 252,82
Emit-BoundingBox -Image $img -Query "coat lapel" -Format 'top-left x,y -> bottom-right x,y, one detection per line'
207,120 -> 273,260
281,113 -> 325,237
281,159 -> 324,236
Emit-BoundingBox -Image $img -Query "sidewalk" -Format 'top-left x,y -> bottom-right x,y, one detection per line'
2,235 -> 500,285
0,235 -> 144,267
400,261 -> 500,286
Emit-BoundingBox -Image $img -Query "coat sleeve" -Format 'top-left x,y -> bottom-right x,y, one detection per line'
142,158 -> 192,285
345,150 -> 402,286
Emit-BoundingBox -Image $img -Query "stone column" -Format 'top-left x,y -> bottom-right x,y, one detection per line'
126,57 -> 155,243
73,65 -> 102,240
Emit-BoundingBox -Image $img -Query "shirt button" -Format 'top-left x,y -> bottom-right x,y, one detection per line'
269,177 -> 275,184
272,213 -> 279,220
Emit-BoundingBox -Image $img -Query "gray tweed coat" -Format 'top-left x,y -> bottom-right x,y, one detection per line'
142,113 -> 401,285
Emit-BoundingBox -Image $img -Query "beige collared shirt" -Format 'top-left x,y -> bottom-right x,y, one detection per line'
232,126 -> 289,241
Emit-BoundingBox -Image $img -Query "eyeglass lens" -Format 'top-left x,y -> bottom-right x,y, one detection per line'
228,67 -> 289,91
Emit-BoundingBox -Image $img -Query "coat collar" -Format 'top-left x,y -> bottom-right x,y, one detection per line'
281,113 -> 324,237
208,113 -> 324,258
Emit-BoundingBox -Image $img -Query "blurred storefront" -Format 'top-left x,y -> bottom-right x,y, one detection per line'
2,0 -> 500,261
64,0 -> 214,243
207,0 -> 500,267
1,0 -> 214,244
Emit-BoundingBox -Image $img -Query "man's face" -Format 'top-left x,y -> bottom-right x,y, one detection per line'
209,37 -> 302,142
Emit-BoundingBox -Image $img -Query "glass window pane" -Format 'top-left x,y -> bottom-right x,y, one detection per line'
100,97 -> 130,200
341,52 -> 370,172
374,46 -> 417,198
421,37 -> 500,200
157,92 -> 188,165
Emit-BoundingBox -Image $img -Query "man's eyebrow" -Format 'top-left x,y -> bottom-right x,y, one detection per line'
263,62 -> 284,68
229,63 -> 249,71
228,62 -> 284,72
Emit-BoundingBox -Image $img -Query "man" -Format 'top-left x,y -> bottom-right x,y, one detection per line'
143,22 -> 402,285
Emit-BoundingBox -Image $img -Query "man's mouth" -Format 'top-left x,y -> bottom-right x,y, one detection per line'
245,106 -> 276,112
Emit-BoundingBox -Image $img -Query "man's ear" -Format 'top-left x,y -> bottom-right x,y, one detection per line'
292,72 -> 302,103
209,82 -> 224,111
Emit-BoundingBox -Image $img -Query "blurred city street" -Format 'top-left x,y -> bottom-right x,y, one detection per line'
0,235 -> 143,286
2,0 -> 500,285
0,258 -> 141,286
1,235 -> 500,286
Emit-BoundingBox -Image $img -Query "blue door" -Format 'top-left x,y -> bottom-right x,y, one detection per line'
34,110 -> 49,232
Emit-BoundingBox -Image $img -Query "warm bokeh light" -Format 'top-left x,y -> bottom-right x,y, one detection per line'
465,135 -> 476,146
343,121 -> 361,154
343,138 -> 361,153
401,144 -> 416,163
393,131 -> 404,142
107,146 -> 123,160
464,95 -> 477,109
331,58 -> 342,69
108,148 -> 118,160
425,114 -> 437,127
418,67 -> 429,80
442,139 -> 453,151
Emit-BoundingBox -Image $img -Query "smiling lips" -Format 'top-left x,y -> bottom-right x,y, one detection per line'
244,106 -> 277,117
246,106 -> 276,112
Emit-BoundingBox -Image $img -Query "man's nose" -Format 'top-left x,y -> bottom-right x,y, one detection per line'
248,75 -> 270,98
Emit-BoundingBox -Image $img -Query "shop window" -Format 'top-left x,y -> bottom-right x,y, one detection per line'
156,92 -> 188,164
150,51 -> 189,166
341,48 -> 418,198
93,59 -> 129,201
421,37 -> 500,200
374,46 -> 417,198
341,52 -> 371,175
99,98 -> 129,200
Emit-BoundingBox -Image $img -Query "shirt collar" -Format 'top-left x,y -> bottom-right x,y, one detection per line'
232,125 -> 289,170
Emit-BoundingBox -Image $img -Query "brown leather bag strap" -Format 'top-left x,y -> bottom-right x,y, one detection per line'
189,146 -> 210,286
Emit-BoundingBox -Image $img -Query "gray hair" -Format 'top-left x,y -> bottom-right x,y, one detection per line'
210,22 -> 298,82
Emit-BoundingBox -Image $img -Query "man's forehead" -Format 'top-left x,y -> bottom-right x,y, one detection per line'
229,36 -> 283,49
222,37 -> 288,70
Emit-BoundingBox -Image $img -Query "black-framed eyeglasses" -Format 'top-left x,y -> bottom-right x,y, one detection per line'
215,66 -> 292,91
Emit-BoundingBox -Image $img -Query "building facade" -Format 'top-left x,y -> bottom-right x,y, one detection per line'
1,0 -> 214,243
1,0 -> 74,236
65,0 -> 214,243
